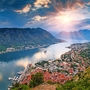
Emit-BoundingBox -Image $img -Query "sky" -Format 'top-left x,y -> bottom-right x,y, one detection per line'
0,0 -> 90,33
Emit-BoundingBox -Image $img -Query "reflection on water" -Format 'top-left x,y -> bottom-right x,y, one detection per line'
0,40 -> 89,90
0,48 -> 40,62
0,74 -> 3,81
15,58 -> 31,68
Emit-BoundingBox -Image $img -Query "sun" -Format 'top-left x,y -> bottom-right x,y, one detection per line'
55,14 -> 73,24
62,15 -> 72,23
53,10 -> 84,32
54,11 -> 78,31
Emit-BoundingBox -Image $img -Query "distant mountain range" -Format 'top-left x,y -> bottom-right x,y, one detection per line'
56,29 -> 90,40
0,28 -> 62,52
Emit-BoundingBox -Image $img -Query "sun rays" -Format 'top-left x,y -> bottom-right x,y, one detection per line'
55,11 -> 74,25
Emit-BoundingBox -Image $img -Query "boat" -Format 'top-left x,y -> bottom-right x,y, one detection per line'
8,76 -> 18,81
17,71 -> 23,75
8,77 -> 13,80
8,86 -> 13,90
13,76 -> 16,80
44,51 -> 47,53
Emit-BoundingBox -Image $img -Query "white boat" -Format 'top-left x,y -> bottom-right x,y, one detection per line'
8,86 -> 13,90
8,76 -> 18,81
14,77 -> 18,81
8,77 -> 13,80
17,71 -> 23,75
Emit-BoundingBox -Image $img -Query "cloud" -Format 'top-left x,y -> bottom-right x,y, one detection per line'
0,0 -> 90,30
87,2 -> 90,5
25,15 -> 47,26
82,24 -> 90,29
32,15 -> 47,21
53,0 -> 86,12
80,19 -> 90,30
34,0 -> 51,9
0,0 -> 33,10
0,20 -> 10,26
14,4 -> 31,13
0,0 -> 89,13
13,0 -> 52,13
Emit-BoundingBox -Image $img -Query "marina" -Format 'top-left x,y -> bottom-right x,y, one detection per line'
8,76 -> 18,81
17,71 -> 23,75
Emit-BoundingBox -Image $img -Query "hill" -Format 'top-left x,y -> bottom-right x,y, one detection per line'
56,29 -> 90,40
11,67 -> 90,90
56,67 -> 90,90
0,28 -> 61,52
31,83 -> 56,90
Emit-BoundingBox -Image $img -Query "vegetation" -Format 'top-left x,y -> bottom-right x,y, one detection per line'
12,82 -> 20,88
0,28 -> 61,52
29,72 -> 44,88
11,84 -> 30,90
80,48 -> 90,59
11,72 -> 44,90
0,44 -> 7,51
47,80 -> 55,84
35,61 -> 49,67
10,66 -> 90,90
56,67 -> 90,90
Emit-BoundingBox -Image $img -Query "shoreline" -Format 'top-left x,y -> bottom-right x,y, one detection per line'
8,41 -> 90,89
0,44 -> 50,55
18,42 -> 90,83
0,41 -> 65,55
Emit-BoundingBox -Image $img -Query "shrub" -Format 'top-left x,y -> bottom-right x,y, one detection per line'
29,72 -> 44,88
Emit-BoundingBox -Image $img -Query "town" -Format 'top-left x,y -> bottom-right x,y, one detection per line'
14,42 -> 90,87
8,42 -> 90,90
0,44 -> 50,54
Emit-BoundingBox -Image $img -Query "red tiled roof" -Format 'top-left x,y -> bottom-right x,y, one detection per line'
21,69 -> 72,85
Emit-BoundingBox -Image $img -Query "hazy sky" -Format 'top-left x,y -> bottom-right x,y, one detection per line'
0,0 -> 90,32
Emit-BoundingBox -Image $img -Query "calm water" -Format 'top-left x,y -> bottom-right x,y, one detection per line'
0,40 -> 89,90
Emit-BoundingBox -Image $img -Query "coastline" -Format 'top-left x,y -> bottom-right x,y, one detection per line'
0,41 -> 65,55
18,42 -> 90,83
7,41 -> 90,90
0,44 -> 50,55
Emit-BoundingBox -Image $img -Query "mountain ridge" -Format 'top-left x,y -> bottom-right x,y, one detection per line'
0,28 -> 62,52
56,29 -> 90,40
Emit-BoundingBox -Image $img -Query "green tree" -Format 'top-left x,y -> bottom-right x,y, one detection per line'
12,82 -> 20,88
29,72 -> 44,88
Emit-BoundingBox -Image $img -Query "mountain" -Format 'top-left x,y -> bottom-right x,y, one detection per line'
0,28 -> 61,52
56,29 -> 90,40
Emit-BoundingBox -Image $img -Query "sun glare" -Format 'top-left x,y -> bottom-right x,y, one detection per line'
56,13 -> 73,24
62,16 -> 72,24
53,11 -> 81,32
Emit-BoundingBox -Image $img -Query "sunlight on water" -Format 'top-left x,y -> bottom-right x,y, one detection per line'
15,57 -> 31,68
0,74 -> 3,81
